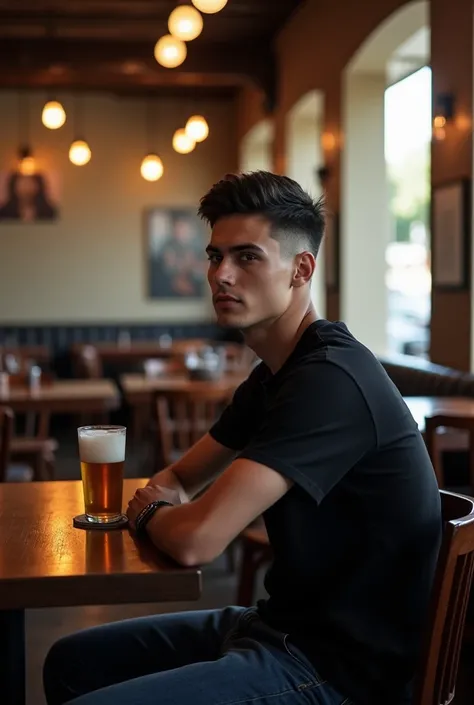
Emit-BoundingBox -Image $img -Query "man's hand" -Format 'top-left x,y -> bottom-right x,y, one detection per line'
126,484 -> 181,531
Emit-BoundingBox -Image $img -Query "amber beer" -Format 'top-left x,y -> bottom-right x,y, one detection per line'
78,425 -> 126,523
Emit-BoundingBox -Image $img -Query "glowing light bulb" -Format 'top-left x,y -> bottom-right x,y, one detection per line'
19,156 -> 36,175
140,154 -> 164,181
185,115 -> 209,142
69,140 -> 92,166
191,0 -> 227,14
168,5 -> 203,41
172,128 -> 196,154
42,100 -> 66,129
154,35 -> 187,68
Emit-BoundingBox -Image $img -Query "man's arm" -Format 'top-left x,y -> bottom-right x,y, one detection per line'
128,362 -> 375,566
146,432 -> 238,502
143,458 -> 293,565
146,367 -> 263,501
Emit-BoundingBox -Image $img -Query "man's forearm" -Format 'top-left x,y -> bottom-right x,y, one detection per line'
147,466 -> 191,503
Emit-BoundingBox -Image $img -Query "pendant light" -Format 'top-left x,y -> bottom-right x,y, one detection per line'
168,5 -> 203,42
17,93 -> 36,174
172,127 -> 196,154
191,0 -> 227,13
185,114 -> 209,142
141,101 -> 164,181
18,147 -> 36,176
154,35 -> 187,68
69,140 -> 91,166
69,95 -> 92,166
141,154 -> 164,181
42,99 -> 66,129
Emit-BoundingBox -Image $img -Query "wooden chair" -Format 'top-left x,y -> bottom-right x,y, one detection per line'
424,415 -> 474,495
155,387 -> 236,569
236,519 -> 272,606
156,387 -> 234,467
71,345 -> 104,379
413,489 -> 474,705
0,406 -> 13,482
0,374 -> 57,480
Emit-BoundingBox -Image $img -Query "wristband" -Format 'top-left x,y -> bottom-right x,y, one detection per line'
135,500 -> 174,537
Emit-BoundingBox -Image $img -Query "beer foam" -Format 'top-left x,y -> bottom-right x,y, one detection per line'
79,429 -> 125,464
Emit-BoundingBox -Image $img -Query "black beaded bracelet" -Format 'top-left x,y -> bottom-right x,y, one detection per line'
135,500 -> 174,537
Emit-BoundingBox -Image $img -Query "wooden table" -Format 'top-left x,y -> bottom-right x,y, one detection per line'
73,340 -> 211,365
0,478 -> 201,705
0,378 -> 120,415
0,345 -> 51,366
121,372 -> 246,440
121,372 -> 245,405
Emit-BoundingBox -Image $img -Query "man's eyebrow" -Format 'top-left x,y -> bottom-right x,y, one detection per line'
205,243 -> 265,254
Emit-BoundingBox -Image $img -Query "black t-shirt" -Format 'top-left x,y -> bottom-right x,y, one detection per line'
210,320 -> 442,705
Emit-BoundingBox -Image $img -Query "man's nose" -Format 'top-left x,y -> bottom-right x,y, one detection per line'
214,259 -> 236,286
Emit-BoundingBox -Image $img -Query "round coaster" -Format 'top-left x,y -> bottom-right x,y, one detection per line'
73,514 -> 129,530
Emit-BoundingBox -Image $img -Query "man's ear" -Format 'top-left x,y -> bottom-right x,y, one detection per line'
292,252 -> 316,288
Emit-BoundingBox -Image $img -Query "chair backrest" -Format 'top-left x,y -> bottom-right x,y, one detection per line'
0,406 -> 14,482
156,387 -> 234,467
424,414 -> 474,493
72,345 -> 103,379
413,489 -> 474,705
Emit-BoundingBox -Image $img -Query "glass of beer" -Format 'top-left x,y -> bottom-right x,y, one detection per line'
78,425 -> 126,523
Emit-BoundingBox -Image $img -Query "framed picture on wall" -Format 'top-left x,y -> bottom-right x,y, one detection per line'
0,169 -> 60,222
145,207 -> 208,299
432,179 -> 470,289
324,211 -> 339,291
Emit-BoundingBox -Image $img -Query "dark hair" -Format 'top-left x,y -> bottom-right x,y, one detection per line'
198,170 -> 325,257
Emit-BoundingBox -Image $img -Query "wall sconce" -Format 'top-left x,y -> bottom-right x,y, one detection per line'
433,93 -> 455,142
321,131 -> 337,151
316,165 -> 331,190
17,145 -> 36,175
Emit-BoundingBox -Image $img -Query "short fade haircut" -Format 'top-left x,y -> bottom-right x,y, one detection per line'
198,171 -> 326,258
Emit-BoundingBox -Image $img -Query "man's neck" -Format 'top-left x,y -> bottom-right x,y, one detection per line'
243,304 -> 320,374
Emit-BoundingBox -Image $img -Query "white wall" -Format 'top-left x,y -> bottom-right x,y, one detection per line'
0,92 -> 237,323
286,92 -> 326,316
239,120 -> 274,173
342,73 -> 389,354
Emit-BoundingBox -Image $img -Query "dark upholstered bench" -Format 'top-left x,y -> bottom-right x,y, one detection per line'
379,354 -> 474,398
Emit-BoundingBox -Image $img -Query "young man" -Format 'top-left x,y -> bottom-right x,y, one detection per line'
44,172 -> 442,705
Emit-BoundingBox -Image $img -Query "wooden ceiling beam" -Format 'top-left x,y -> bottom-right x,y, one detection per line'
0,38 -> 277,108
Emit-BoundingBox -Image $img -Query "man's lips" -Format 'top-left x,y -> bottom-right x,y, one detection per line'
214,294 -> 241,303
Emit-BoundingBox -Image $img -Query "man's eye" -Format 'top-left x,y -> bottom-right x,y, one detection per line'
240,253 -> 257,262
207,254 -> 221,263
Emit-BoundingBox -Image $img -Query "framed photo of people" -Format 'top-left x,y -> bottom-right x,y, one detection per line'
145,207 -> 208,299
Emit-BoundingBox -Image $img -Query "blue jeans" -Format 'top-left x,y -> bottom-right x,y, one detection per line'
43,606 -> 353,705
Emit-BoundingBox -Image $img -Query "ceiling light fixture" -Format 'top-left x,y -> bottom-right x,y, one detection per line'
154,34 -> 187,68
191,0 -> 228,14
185,114 -> 209,142
42,99 -> 66,129
168,5 -> 203,42
173,128 -> 196,154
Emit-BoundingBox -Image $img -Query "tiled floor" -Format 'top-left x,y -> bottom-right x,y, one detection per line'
22,423 -> 474,704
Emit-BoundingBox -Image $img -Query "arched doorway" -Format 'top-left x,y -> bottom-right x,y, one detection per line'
342,1 -> 430,356
239,119 -> 274,173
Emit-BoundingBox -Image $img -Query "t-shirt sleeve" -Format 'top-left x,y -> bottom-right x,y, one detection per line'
238,362 -> 376,503
209,364 -> 265,451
